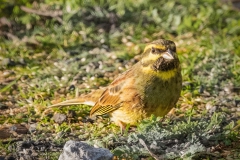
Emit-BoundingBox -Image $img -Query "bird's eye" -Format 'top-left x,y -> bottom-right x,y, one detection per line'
151,47 -> 166,54
151,47 -> 156,53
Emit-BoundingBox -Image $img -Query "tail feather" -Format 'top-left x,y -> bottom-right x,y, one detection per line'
48,98 -> 95,108
47,88 -> 106,108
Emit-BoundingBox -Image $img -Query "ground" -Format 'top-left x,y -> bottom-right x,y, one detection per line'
0,0 -> 240,159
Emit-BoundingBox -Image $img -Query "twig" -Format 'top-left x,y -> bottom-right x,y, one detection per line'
139,138 -> 161,160
20,6 -> 63,23
0,32 -> 19,41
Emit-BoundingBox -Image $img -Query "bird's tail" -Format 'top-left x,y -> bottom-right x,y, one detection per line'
47,97 -> 95,108
47,88 -> 106,108
42,88 -> 106,117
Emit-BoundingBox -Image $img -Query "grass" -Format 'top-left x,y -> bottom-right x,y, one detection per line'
0,0 -> 240,159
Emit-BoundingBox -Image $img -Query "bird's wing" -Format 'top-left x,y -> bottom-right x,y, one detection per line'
90,69 -> 134,116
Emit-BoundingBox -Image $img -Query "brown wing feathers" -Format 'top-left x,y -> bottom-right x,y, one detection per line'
48,68 -> 132,117
89,83 -> 123,116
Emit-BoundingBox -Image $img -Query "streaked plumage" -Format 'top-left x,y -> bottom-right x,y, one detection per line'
48,39 -> 182,129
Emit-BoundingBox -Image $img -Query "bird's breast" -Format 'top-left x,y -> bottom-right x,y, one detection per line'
142,70 -> 182,117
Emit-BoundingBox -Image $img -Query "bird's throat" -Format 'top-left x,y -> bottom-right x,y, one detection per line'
141,66 -> 179,80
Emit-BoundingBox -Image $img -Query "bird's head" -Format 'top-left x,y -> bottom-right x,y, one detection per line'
141,39 -> 179,72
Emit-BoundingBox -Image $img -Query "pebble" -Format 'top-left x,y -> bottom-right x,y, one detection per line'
205,103 -> 216,113
52,113 -> 67,124
28,123 -> 38,133
58,140 -> 113,160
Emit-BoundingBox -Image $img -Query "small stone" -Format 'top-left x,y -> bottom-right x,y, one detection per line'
58,140 -> 113,160
28,123 -> 38,133
55,132 -> 64,139
3,71 -> 14,78
224,86 -> 233,94
205,103 -> 216,113
53,113 -> 67,124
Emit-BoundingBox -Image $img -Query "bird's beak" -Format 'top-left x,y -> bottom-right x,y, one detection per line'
162,49 -> 174,60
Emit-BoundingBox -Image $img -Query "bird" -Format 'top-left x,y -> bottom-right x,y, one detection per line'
47,39 -> 182,130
